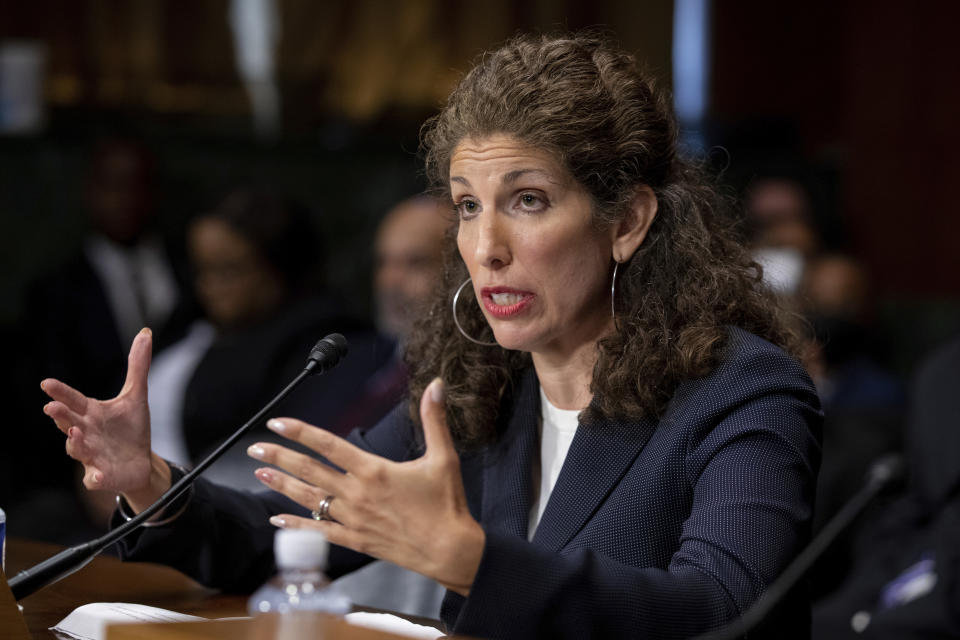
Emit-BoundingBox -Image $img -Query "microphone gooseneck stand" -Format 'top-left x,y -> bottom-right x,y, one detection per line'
9,333 -> 349,601
693,453 -> 905,640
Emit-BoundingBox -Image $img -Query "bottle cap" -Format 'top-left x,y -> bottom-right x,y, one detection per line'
274,528 -> 329,570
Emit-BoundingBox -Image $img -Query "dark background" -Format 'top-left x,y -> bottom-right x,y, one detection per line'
2,0 -> 958,378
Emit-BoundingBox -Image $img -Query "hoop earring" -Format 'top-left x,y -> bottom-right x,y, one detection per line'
610,261 -> 620,321
452,278 -> 498,346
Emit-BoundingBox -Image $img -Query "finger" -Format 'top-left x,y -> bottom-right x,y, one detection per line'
268,515 -> 366,556
40,379 -> 89,414
67,433 -> 109,490
44,401 -> 83,434
81,466 -> 106,490
120,328 -> 153,398
265,418 -> 370,472
65,426 -> 94,461
253,467 -> 353,526
419,378 -> 456,458
247,442 -> 347,493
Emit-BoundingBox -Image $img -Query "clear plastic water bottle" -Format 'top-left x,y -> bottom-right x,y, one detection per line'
248,528 -> 351,616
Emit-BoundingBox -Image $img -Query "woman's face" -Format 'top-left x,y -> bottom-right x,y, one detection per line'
451,134 -> 615,361
189,217 -> 284,329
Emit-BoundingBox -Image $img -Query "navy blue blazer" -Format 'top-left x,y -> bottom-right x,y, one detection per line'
117,327 -> 821,639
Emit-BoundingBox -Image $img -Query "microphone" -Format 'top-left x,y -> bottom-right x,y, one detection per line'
9,333 -> 348,601
693,453 -> 905,640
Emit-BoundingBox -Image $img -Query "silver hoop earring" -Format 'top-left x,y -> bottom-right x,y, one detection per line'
611,261 -> 620,320
452,278 -> 498,346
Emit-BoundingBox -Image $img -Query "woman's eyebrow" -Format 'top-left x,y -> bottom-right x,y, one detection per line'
503,168 -> 559,185
450,169 -> 560,188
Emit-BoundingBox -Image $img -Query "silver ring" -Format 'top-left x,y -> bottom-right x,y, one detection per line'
311,494 -> 335,521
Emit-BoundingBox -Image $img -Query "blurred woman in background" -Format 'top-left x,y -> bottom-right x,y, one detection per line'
148,189 -> 390,487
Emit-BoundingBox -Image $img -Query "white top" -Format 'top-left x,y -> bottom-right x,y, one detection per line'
83,234 -> 179,347
147,320 -> 217,466
147,319 -> 275,491
528,386 -> 581,540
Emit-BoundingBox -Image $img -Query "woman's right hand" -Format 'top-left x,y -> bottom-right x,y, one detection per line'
40,327 -> 171,511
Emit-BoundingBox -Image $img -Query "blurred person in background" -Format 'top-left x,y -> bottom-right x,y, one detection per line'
813,334 -> 960,638
800,253 -> 904,414
148,189 -> 390,490
26,136 -> 193,399
800,253 -> 905,598
374,195 -> 450,341
743,174 -> 907,598
326,195 -> 451,434
327,194 -> 451,617
153,190 -> 450,618
744,176 -> 821,296
8,136 -> 194,543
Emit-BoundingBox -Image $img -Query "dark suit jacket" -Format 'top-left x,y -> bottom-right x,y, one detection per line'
11,246 -> 193,521
117,327 -> 822,639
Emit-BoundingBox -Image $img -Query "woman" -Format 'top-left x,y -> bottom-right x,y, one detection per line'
148,189 -> 391,479
149,188 -> 324,468
41,34 -> 821,639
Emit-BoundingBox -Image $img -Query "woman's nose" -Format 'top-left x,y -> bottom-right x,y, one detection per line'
473,214 -> 510,270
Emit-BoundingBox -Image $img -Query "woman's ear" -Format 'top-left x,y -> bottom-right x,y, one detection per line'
611,185 -> 658,262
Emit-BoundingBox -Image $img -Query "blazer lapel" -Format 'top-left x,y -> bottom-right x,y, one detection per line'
532,412 -> 658,551
480,369 -> 540,539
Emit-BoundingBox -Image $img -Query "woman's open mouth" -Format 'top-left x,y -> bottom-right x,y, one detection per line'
481,287 -> 534,318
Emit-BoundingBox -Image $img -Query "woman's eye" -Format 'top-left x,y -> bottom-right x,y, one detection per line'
455,199 -> 479,218
517,192 -> 546,211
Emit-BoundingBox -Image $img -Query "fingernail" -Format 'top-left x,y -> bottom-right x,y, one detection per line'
68,426 -> 78,438
429,378 -> 445,404
140,327 -> 152,337
255,468 -> 274,483
266,419 -> 286,433
247,444 -> 265,459
269,516 -> 287,528
92,471 -> 102,484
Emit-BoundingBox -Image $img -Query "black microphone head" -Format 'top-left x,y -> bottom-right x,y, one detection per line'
306,333 -> 348,374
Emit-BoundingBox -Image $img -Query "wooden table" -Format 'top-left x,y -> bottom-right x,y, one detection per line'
6,538 -> 444,639
7,538 -> 246,638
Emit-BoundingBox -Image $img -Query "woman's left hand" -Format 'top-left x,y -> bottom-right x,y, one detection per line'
247,378 -> 485,596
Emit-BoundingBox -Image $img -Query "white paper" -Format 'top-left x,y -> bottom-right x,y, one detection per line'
345,611 -> 443,639
51,602 -> 206,640
53,602 -> 440,640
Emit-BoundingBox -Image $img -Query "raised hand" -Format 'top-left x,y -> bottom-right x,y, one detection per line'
247,378 -> 486,596
41,328 -> 159,499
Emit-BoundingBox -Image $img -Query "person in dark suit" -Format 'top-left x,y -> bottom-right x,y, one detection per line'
326,194 -> 451,436
40,34 -> 822,638
11,136 -> 194,543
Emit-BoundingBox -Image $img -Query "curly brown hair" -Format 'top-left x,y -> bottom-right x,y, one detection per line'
406,32 -> 799,449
